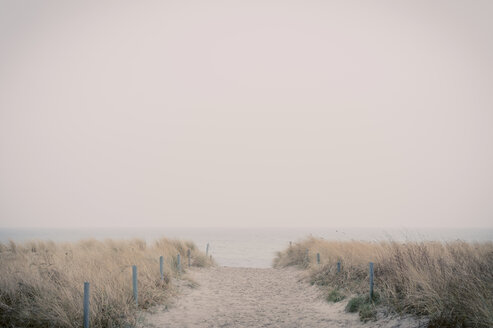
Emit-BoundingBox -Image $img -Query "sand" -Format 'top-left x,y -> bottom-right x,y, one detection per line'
138,267 -> 426,328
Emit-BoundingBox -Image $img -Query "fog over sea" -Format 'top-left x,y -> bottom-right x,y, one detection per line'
1,227 -> 491,268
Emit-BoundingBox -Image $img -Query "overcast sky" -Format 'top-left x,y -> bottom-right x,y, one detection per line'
1,0 -> 492,228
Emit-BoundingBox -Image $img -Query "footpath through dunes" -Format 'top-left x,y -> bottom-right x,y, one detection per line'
138,267 -> 424,328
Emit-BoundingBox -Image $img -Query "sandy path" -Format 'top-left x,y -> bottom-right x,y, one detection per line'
138,267 -> 425,328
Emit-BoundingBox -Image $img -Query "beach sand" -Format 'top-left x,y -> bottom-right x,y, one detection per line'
138,266 -> 426,328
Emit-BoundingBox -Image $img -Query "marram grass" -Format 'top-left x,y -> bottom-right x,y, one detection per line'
274,237 -> 493,327
0,238 -> 213,328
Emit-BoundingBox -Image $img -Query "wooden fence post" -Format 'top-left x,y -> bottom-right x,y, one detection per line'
132,265 -> 138,306
316,253 -> 320,264
369,262 -> 374,300
160,256 -> 164,281
206,243 -> 209,256
337,261 -> 341,273
177,254 -> 181,273
187,249 -> 191,267
83,282 -> 90,328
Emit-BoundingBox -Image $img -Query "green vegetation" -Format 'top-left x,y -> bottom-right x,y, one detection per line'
345,293 -> 380,321
326,289 -> 345,303
345,295 -> 366,313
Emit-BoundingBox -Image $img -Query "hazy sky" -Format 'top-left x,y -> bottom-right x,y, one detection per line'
1,0 -> 492,228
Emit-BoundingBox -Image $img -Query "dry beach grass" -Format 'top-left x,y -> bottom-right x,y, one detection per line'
274,237 -> 493,327
0,238 -> 213,328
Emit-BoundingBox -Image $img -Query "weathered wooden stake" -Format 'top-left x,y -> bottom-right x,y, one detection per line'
177,254 -> 181,273
316,253 -> 320,264
159,256 -> 164,281
187,249 -> 191,267
132,265 -> 138,306
337,261 -> 341,273
206,243 -> 209,256
369,262 -> 374,300
83,282 -> 90,328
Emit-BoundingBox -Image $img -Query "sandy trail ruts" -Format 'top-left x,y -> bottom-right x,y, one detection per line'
138,267 -> 425,328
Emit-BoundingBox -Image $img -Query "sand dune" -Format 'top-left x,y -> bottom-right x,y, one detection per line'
138,267 -> 425,328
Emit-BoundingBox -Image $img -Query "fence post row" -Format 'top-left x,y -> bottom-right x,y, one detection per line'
82,252 -> 205,326
132,265 -> 138,306
83,282 -> 90,328
369,262 -> 374,300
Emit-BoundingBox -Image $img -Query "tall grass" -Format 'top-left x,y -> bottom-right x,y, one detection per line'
0,238 -> 213,328
274,237 -> 493,327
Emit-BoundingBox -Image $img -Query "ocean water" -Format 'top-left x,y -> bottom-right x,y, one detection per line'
0,227 -> 491,268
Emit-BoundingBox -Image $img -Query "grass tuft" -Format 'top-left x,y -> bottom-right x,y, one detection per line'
345,294 -> 380,321
327,289 -> 345,303
345,296 -> 365,313
358,302 -> 377,322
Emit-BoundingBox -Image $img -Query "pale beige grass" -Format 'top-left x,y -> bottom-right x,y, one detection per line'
274,237 -> 493,327
0,238 -> 212,327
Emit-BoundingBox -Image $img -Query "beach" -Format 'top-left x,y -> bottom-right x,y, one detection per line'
138,266 -> 426,328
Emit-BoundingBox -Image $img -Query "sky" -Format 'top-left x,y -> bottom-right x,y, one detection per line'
0,0 -> 492,228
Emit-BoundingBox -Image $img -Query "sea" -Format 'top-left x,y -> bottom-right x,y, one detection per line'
1,227 -> 491,268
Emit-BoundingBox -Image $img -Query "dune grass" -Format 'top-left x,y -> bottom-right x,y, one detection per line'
0,238 -> 213,328
274,237 -> 493,327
